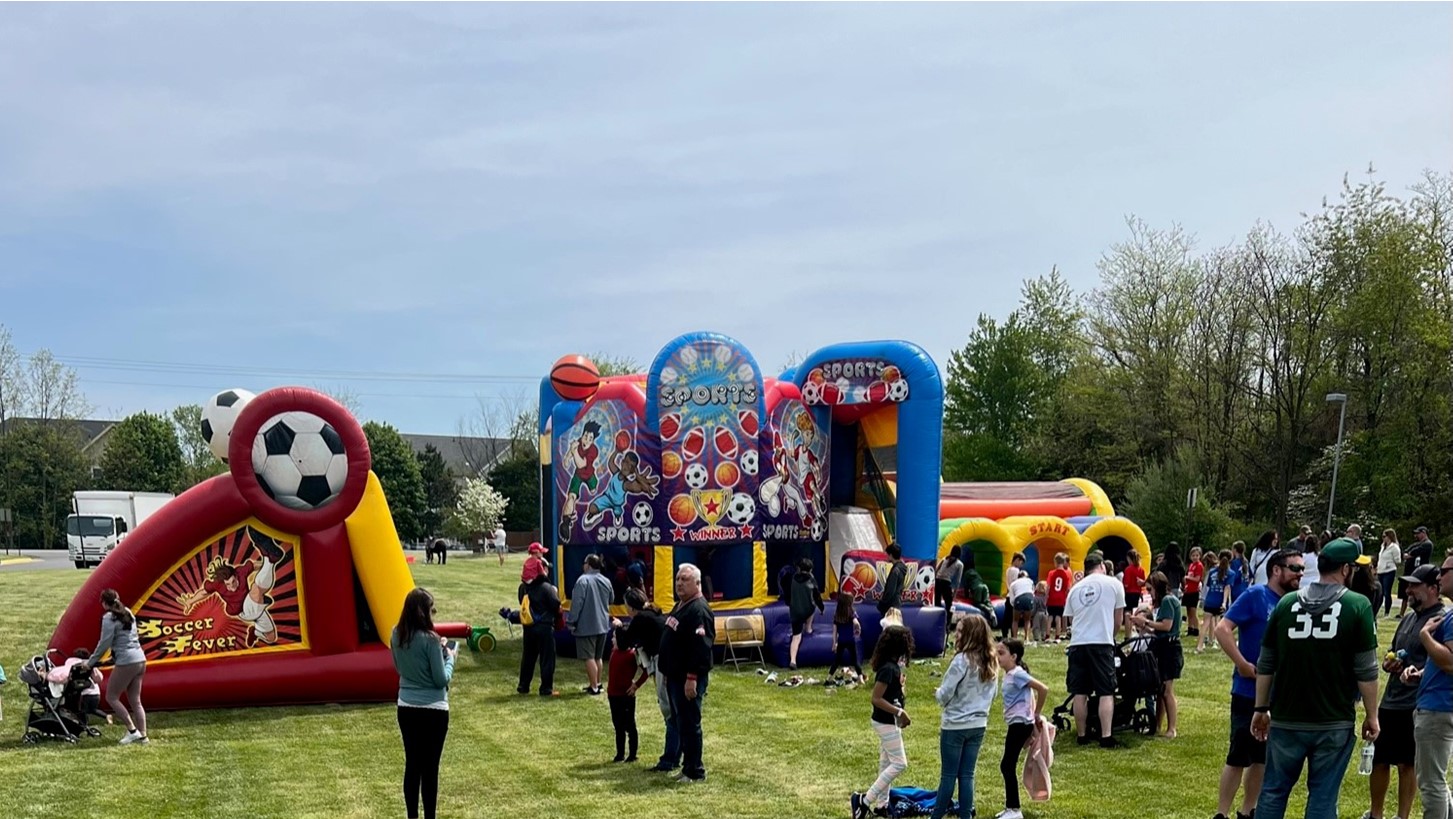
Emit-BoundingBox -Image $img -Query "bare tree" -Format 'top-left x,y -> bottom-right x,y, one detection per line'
26,350 -> 90,422
457,386 -> 538,474
0,326 -> 26,432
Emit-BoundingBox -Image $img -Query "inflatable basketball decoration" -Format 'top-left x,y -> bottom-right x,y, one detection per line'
550,355 -> 600,401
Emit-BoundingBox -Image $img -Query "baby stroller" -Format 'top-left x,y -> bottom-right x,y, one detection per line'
18,650 -> 100,744
1051,635 -> 1161,738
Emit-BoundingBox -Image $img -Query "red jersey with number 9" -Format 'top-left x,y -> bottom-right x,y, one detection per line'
1047,568 -> 1073,607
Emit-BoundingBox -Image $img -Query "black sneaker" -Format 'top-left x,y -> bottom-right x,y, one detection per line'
1213,814 -> 1229,819
1076,735 -> 1092,746
1099,736 -> 1118,749
249,528 -> 284,563
648,762 -> 678,773
850,792 -> 867,819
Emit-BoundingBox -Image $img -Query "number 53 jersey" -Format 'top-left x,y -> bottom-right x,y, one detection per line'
1261,585 -> 1377,728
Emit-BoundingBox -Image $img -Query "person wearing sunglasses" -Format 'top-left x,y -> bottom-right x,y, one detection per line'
1251,538 -> 1379,819
1414,556 -> 1453,819
1211,548 -> 1303,819
1362,564 -> 1444,819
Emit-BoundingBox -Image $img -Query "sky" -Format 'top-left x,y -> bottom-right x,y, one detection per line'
1,3 -> 1449,435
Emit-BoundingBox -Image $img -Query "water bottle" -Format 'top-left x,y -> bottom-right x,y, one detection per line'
1358,741 -> 1376,775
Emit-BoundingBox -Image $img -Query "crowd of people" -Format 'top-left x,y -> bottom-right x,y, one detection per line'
364,520 -> 1453,819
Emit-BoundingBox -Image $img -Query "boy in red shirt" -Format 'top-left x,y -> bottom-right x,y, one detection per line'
607,627 -> 650,762
1045,552 -> 1074,643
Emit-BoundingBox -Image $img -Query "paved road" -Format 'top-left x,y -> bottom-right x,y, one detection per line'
0,549 -> 82,571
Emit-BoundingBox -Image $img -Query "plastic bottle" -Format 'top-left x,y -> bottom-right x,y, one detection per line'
1359,741 -> 1376,775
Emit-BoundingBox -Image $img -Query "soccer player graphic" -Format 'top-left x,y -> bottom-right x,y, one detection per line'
560,420 -> 602,535
582,449 -> 660,531
175,527 -> 286,647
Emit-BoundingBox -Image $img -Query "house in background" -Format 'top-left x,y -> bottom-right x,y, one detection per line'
0,418 -> 117,480
399,433 -> 514,481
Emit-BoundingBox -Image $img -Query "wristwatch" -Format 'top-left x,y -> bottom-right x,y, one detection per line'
1253,705 -> 1271,714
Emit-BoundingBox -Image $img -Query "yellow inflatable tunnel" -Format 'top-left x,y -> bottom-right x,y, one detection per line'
1081,516 -> 1152,573
938,519 -> 1019,596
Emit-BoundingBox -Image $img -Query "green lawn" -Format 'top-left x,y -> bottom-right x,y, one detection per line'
0,557 -> 1413,818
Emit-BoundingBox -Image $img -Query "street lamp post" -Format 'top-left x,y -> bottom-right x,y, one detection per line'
1325,393 -> 1348,533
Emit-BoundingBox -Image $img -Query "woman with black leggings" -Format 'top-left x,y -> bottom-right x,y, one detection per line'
391,587 -> 457,819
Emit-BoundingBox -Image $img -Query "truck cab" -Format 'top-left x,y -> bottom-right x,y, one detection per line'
66,513 -> 129,568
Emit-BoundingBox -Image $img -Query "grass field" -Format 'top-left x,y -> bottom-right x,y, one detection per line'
0,556 -> 1414,819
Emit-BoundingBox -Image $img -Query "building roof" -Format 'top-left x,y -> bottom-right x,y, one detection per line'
399,433 -> 516,477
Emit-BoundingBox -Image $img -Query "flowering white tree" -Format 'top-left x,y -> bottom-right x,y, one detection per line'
451,477 -> 509,537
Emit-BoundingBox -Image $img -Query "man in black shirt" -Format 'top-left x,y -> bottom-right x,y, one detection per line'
878,543 -> 907,616
1398,527 -> 1434,617
658,563 -> 716,782
517,575 -> 561,697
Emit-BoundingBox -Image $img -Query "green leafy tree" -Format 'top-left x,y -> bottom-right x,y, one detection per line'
363,421 -> 427,542
586,352 -> 642,378
1122,446 -> 1237,554
489,452 -> 540,532
170,404 -> 226,488
416,444 -> 459,538
97,412 -> 185,494
0,423 -> 90,550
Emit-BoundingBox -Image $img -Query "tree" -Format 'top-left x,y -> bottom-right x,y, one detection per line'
0,423 -> 89,550
170,404 -> 227,488
363,421 -> 427,542
97,412 -> 185,493
449,477 -> 509,540
1121,446 -> 1237,554
416,444 -> 459,538
25,349 -> 90,422
489,451 -> 540,532
0,326 -> 25,431
586,352 -> 641,378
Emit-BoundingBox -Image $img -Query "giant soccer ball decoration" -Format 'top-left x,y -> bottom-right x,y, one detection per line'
886,379 -> 910,402
251,412 -> 347,510
201,388 -> 256,463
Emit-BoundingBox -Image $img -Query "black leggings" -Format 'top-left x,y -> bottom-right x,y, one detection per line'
609,695 -> 638,758
1001,721 -> 1034,809
828,640 -> 860,675
398,706 -> 449,819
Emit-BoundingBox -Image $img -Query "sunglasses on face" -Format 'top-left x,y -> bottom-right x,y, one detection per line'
1277,564 -> 1305,573
1439,567 -> 1453,577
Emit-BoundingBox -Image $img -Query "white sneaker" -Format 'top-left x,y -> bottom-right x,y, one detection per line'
119,730 -> 142,745
994,810 -> 1024,819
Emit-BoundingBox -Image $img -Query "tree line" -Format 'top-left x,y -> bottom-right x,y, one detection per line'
944,169 -> 1453,552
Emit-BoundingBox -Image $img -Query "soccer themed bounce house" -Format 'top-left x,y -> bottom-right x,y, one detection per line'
47,387 -> 478,710
540,332 -> 1150,667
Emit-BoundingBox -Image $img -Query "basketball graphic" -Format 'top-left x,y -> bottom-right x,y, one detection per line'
550,355 -> 600,401
668,494 -> 698,526
661,450 -> 683,478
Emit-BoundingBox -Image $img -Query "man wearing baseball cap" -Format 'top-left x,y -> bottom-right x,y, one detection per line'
1252,537 -> 1379,819
1415,551 -> 1453,819
1363,564 -> 1444,819
1400,528 -> 1435,618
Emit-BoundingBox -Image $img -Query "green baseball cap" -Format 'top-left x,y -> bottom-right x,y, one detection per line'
1321,537 -> 1370,566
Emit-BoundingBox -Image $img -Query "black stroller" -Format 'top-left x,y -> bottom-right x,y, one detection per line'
1051,635 -> 1161,738
18,650 -> 101,744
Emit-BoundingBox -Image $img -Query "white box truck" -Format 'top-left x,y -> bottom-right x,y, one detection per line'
66,491 -> 175,569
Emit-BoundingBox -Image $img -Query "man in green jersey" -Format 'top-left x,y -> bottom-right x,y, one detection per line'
1251,537 -> 1380,819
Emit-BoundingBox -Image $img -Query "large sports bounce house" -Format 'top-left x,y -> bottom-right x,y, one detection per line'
47,387 -> 479,710
540,332 -> 1150,666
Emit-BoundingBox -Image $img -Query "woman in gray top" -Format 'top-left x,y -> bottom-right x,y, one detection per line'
88,588 -> 148,745
935,546 -> 964,623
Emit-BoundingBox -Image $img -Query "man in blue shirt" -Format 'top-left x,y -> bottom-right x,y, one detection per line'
1415,553 -> 1453,819
1211,548 -> 1303,819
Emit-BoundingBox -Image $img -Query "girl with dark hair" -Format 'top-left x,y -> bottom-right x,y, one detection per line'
1302,532 -> 1322,584
391,587 -> 457,819
615,588 -> 672,768
993,638 -> 1049,819
1195,549 -> 1232,653
928,616 -> 998,819
788,557 -> 825,670
1160,542 -> 1187,594
1132,572 -> 1182,738
829,591 -> 864,681
1248,530 -> 1281,586
850,626 -> 916,819
89,588 -> 147,744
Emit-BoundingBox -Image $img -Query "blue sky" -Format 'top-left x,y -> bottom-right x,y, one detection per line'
1,3 -> 1449,434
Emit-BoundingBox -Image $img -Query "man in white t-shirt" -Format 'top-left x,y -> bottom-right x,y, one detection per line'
1064,552 -> 1126,747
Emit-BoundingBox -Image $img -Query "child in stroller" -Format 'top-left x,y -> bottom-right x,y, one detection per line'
1050,636 -> 1160,739
18,649 -> 102,744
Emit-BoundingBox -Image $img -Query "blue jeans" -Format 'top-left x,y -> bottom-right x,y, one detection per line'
655,672 -> 680,768
666,674 -> 709,778
1378,571 -> 1395,615
1255,725 -> 1356,819
930,727 -> 986,819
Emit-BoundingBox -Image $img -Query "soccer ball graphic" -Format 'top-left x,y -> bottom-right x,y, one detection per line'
632,501 -> 654,528
810,517 -> 826,541
251,412 -> 347,510
684,463 -> 709,490
201,388 -> 256,462
887,379 -> 910,402
801,381 -> 822,405
725,493 -> 755,526
741,450 -> 759,476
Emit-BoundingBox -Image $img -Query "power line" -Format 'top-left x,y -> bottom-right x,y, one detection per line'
76,378 -> 528,402
28,351 -> 543,385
